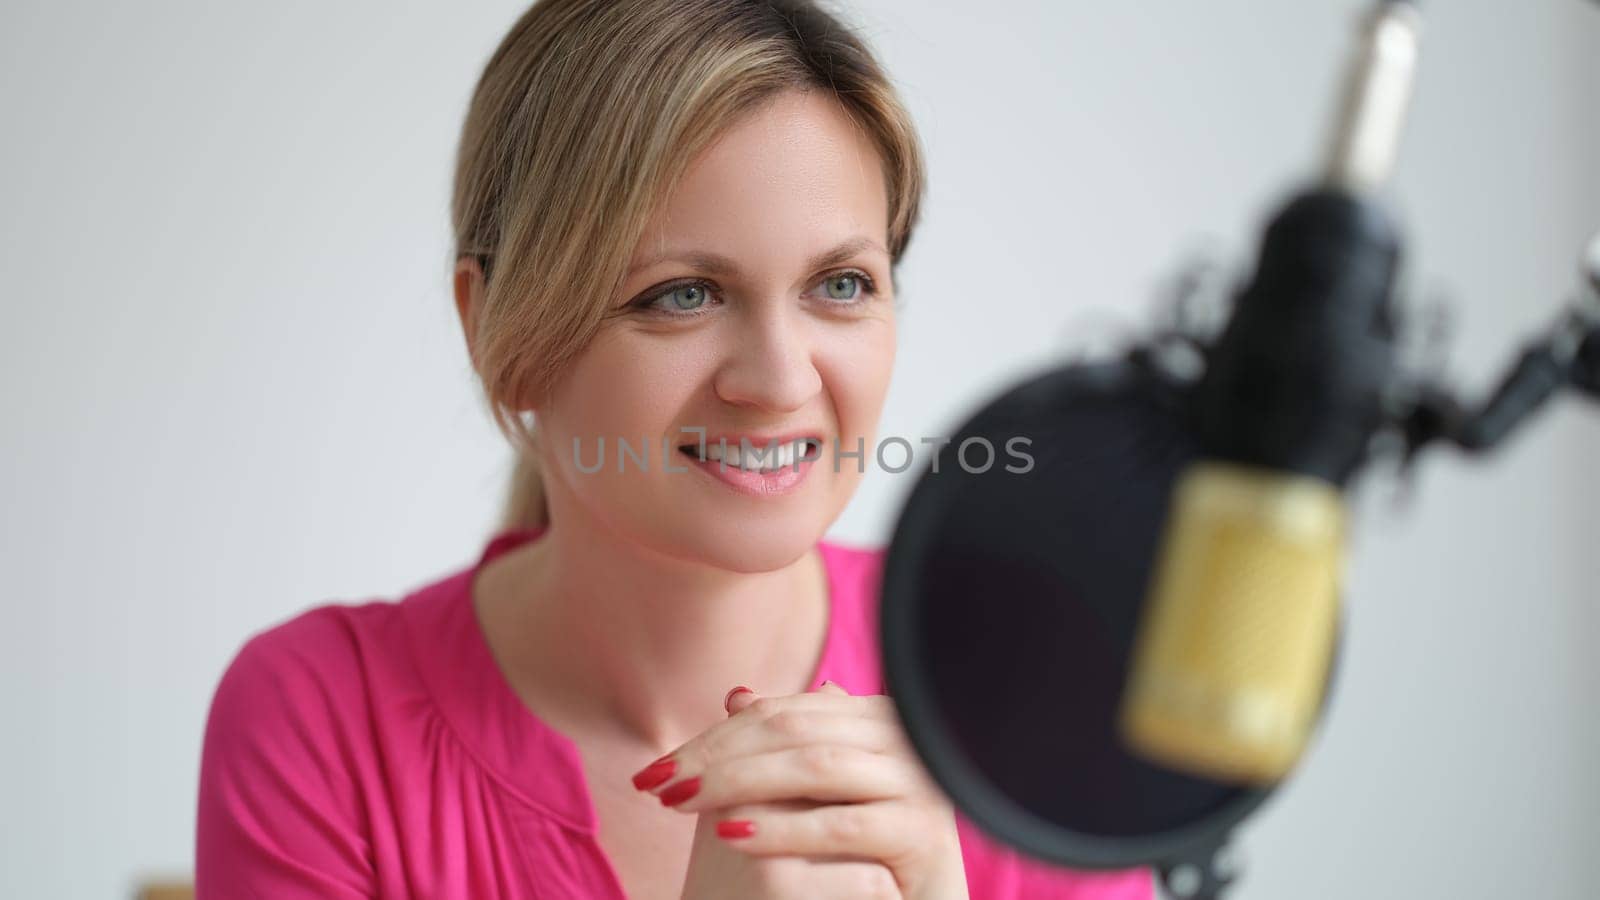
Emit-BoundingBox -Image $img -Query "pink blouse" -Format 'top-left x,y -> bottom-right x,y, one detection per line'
196,526 -> 1155,898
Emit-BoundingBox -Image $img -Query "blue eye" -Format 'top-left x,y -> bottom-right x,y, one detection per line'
630,281 -> 719,317
822,274 -> 861,301
815,269 -> 880,305
662,284 -> 708,311
628,268 -> 880,319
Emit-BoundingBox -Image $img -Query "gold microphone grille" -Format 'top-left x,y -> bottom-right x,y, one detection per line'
1120,461 -> 1345,784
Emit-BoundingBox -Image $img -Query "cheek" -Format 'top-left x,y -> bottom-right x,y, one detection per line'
543,333 -> 709,466
818,321 -> 896,428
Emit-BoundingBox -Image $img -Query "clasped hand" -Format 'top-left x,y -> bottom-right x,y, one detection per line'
630,680 -> 970,900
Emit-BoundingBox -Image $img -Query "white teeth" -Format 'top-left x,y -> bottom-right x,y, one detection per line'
697,438 -> 818,472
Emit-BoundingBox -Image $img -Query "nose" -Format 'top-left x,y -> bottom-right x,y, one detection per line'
712,302 -> 822,414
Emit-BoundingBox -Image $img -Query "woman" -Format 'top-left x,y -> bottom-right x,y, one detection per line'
196,1 -> 1156,897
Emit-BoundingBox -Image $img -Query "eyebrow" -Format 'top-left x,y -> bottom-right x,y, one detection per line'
624,235 -> 889,281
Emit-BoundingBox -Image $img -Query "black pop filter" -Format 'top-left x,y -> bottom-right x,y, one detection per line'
878,351 -> 1340,885
876,1 -> 1420,887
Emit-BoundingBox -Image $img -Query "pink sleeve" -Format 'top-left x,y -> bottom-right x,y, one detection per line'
958,815 -> 1157,899
195,610 -> 375,898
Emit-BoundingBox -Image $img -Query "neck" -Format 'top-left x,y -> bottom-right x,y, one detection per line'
476,502 -> 831,757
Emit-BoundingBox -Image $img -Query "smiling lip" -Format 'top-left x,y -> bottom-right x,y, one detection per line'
674,430 -> 825,499
680,431 -> 825,452
679,449 -> 817,497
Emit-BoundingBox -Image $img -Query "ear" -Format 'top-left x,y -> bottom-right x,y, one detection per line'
453,255 -> 488,371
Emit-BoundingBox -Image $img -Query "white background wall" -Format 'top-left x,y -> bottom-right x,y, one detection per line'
2,1 -> 1596,897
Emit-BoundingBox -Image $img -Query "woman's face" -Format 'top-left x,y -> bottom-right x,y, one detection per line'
538,88 -> 897,572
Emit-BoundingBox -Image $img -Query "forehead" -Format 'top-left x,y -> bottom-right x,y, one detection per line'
632,89 -> 889,263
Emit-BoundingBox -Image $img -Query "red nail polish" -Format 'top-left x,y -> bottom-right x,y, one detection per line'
723,685 -> 753,712
659,775 -> 701,807
716,819 -> 756,839
631,757 -> 676,791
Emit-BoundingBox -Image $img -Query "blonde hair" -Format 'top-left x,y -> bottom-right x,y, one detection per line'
450,0 -> 926,533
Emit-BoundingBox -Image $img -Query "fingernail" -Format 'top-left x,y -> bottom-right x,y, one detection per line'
716,819 -> 757,839
659,775 -> 701,807
631,756 -> 676,791
722,685 -> 754,713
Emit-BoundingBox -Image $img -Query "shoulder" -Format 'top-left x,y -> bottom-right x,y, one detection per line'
197,602 -> 403,894
200,600 -> 404,789
210,601 -> 397,712
199,595 -> 416,791
199,558 -> 484,776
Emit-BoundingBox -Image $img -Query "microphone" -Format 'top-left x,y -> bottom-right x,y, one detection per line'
1118,0 -> 1424,786
876,0 -> 1599,893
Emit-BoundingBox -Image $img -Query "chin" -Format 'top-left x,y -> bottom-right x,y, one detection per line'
649,499 -> 829,575
700,537 -> 819,575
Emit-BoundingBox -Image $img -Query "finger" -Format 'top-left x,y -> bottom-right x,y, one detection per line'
659,744 -> 922,814
629,684 -> 759,794
716,710 -> 912,764
724,684 -> 757,715
779,858 -> 904,899
711,798 -> 938,872
736,691 -> 896,723
634,707 -> 912,799
631,692 -> 897,793
723,848 -> 903,899
730,693 -> 910,765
